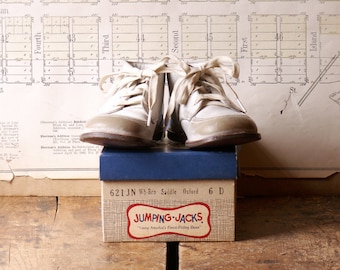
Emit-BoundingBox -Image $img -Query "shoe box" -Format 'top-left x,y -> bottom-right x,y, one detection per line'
100,146 -> 237,242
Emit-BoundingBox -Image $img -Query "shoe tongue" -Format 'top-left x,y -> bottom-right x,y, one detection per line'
188,88 -> 243,117
124,61 -> 152,71
122,62 -> 141,73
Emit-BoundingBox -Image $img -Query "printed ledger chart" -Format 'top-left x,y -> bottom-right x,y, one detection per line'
0,0 -> 339,180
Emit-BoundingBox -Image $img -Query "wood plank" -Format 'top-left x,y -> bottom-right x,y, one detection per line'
2,196 -> 340,269
0,197 -> 166,270
179,197 -> 340,269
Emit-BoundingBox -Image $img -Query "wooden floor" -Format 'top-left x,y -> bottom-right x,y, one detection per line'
1,196 -> 340,269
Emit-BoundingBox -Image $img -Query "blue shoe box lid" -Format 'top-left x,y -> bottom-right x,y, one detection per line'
100,146 -> 237,180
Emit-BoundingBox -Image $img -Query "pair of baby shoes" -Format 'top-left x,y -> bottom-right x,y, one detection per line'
80,56 -> 260,149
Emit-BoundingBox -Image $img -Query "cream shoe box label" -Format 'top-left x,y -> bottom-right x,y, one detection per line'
127,203 -> 211,239
101,179 -> 235,242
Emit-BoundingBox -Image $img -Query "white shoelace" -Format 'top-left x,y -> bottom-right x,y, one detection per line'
165,56 -> 246,125
99,57 -> 170,126
98,56 -> 245,128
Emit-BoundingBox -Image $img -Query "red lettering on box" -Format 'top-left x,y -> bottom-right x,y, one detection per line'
127,203 -> 211,239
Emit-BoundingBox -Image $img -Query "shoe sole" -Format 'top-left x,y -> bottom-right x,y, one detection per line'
80,132 -> 158,149
168,131 -> 261,149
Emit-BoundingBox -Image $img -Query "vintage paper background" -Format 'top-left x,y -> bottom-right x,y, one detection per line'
0,0 -> 339,180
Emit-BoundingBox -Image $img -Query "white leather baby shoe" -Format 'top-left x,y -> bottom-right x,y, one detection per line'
166,56 -> 261,148
80,58 -> 169,148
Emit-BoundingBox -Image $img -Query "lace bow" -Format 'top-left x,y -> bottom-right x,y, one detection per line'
166,56 -> 245,124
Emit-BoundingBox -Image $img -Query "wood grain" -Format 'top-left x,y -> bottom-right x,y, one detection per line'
179,197 -> 340,269
0,197 -> 166,270
1,196 -> 340,269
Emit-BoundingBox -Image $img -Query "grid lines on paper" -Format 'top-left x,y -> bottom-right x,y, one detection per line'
250,14 -> 307,84
181,15 -> 238,61
1,16 -> 33,84
41,0 -> 98,4
1,0 -> 31,4
42,16 -> 99,84
319,14 -> 340,83
111,15 -> 168,63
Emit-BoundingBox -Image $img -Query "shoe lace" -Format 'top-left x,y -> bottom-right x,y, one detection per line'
99,57 -> 170,126
165,56 -> 246,125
